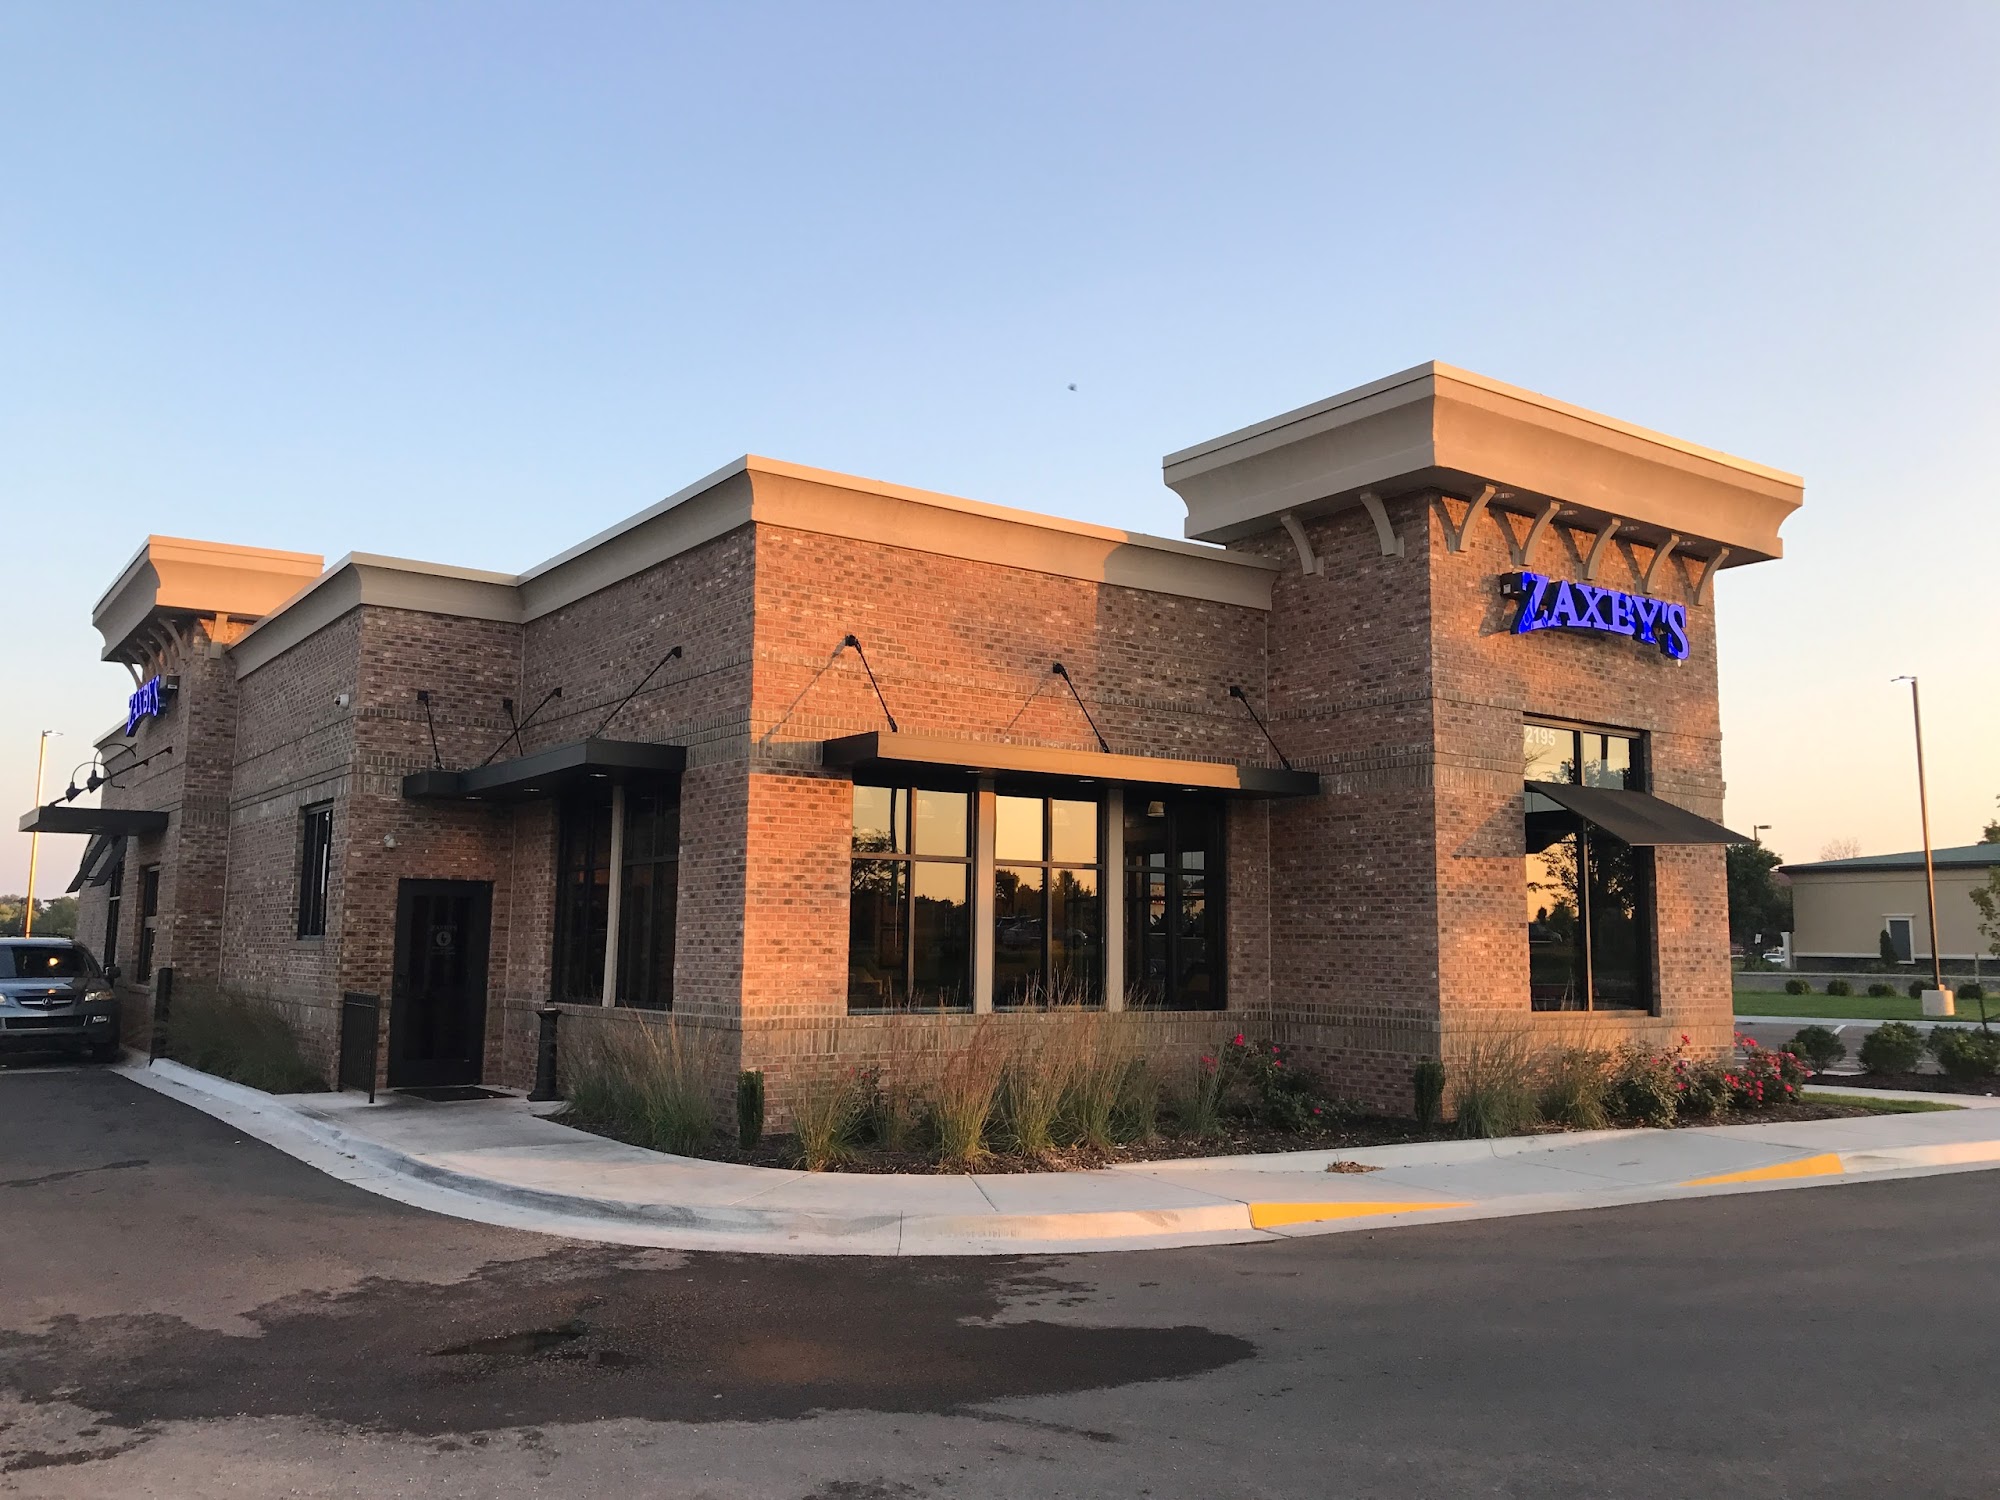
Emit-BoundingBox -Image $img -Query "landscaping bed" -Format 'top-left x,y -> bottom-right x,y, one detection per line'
552,1026 -> 1952,1174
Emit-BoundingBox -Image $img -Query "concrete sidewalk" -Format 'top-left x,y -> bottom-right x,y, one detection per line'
118,1058 -> 2000,1257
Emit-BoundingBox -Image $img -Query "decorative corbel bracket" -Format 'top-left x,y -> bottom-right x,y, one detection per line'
1437,484 -> 1498,554
1357,490 -> 1404,558
1581,517 -> 1622,582
1643,532 -> 1682,596
1278,512 -> 1322,576
1693,546 -> 1731,605
1511,498 -> 1563,567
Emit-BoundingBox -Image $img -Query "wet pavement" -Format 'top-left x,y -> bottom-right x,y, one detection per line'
5,1066 -> 2000,1498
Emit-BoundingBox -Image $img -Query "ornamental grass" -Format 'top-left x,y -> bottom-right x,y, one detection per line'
564,1014 -> 718,1156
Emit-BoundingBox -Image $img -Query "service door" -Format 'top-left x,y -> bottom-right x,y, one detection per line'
388,880 -> 492,1089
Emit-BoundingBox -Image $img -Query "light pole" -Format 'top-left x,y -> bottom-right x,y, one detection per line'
1752,824 -> 1772,844
1891,676 -> 1947,1001
23,730 -> 56,937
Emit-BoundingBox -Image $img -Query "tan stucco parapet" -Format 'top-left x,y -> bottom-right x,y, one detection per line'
230,553 -> 521,676
518,455 -> 1278,617
93,535 -> 325,667
1163,362 -> 1804,565
226,455 -> 1280,675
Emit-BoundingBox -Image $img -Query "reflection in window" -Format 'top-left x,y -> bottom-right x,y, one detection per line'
1524,722 -> 1652,1012
553,787 -> 681,1009
994,795 -> 1102,1006
1124,798 -> 1224,1011
850,786 -> 971,1011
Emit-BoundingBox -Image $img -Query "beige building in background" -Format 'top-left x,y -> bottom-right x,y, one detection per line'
1783,845 -> 2000,977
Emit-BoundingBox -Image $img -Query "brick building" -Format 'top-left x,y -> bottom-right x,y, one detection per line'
28,364 -> 1801,1115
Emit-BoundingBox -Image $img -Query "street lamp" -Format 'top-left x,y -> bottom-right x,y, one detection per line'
23,730 -> 57,937
1752,824 -> 1772,844
1891,676 -> 1948,1006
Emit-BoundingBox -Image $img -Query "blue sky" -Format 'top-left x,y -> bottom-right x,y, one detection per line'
4,2 -> 1997,893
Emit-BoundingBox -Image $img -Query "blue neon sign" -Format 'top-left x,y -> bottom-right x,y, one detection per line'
1503,572 -> 1689,661
125,675 -> 177,736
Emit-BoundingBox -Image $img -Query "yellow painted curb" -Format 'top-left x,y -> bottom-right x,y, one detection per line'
1249,1200 -> 1470,1229
1683,1152 -> 1845,1187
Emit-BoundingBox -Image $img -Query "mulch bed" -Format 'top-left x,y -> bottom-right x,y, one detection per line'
554,1095 -> 1916,1174
1814,1071 -> 1998,1097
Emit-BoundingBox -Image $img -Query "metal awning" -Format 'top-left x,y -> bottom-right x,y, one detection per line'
821,732 -> 1320,799
402,738 -> 687,802
1526,781 -> 1749,846
66,833 -> 126,893
17,804 -> 169,837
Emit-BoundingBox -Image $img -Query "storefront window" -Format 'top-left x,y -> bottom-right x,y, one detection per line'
1124,798 -> 1224,1010
994,794 -> 1103,1007
849,785 -> 971,1011
552,786 -> 681,1008
1524,723 -> 1653,1011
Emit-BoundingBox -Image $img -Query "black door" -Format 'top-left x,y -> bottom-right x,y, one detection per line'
388,880 -> 492,1088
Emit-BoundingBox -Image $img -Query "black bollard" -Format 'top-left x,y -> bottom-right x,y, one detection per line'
529,1006 -> 561,1102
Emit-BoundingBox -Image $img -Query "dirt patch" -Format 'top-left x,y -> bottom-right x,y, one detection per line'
0,1248 -> 1252,1440
1816,1071 -> 1997,1097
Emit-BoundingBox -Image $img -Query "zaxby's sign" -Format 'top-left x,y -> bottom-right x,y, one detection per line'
125,675 -> 178,735
1502,572 -> 1690,661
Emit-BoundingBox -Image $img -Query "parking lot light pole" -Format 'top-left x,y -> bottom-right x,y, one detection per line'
23,730 -> 55,937
1892,676 -> 1947,1001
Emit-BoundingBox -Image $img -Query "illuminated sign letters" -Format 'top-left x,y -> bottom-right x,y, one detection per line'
1503,572 -> 1689,661
125,675 -> 178,736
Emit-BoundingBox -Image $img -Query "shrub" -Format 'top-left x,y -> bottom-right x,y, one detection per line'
1866,982 -> 1896,998
1931,1028 -> 2000,1084
1908,981 -> 1926,1000
565,1018 -> 718,1156
1858,1021 -> 1924,1075
1061,1014 -> 1137,1150
736,1070 -> 765,1149
1538,1046 -> 1612,1130
166,985 -> 326,1094
1412,1059 -> 1447,1129
1723,1035 -> 1809,1111
1179,1052 -> 1228,1139
927,1025 -> 1006,1166
1880,929 -> 1900,964
790,1067 -> 866,1170
1825,979 -> 1853,997
1673,1057 -> 1732,1120
1784,978 -> 1812,996
1960,982 -> 1986,1003
1219,1033 -> 1344,1132
998,1038 -> 1070,1156
1788,1025 -> 1846,1072
1449,1029 -> 1541,1138
869,1078 -> 926,1154
1608,1045 -> 1678,1128
1115,1059 -> 1164,1142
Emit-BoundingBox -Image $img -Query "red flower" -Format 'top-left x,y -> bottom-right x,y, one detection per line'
1233,1033 -> 1245,1047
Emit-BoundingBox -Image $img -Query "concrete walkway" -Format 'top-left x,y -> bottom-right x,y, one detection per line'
118,1057 -> 2000,1257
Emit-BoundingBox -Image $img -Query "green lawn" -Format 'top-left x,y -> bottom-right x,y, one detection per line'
1796,1090 -> 1962,1114
1735,989 -> 1998,1022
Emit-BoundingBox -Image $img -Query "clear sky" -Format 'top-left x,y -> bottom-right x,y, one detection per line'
4,2 -> 1997,896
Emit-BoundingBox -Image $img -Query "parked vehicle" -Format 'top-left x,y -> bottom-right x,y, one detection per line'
0,939 -> 120,1063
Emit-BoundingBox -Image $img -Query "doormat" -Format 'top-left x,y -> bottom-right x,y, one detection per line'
396,1085 -> 514,1103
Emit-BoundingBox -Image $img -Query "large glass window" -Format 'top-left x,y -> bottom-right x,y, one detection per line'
553,788 -> 681,1008
103,860 -> 122,970
136,865 -> 160,984
297,803 -> 333,939
1524,723 -> 1653,1012
994,794 -> 1103,1007
1124,798 -> 1224,1010
849,785 -> 971,1011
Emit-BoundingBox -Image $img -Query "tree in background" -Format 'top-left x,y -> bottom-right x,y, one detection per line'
0,896 -> 79,939
1982,794 -> 1998,844
1971,867 -> 2000,970
1726,842 -> 1792,949
1819,837 -> 1862,861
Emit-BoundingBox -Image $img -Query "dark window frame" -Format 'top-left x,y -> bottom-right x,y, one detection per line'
993,790 -> 1105,1008
103,859 -> 123,970
136,864 -> 161,984
1524,720 -> 1657,1014
616,788 -> 680,1011
1124,797 -> 1227,1012
551,793 -> 613,1005
297,802 -> 333,939
848,782 -> 973,1014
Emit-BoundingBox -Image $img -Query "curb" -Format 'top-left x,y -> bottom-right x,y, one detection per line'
109,1058 -> 2000,1257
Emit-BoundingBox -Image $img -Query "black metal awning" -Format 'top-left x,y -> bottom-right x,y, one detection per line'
17,804 -> 169,837
1526,780 -> 1750,847
66,833 -> 126,893
821,732 -> 1320,800
401,738 -> 687,802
